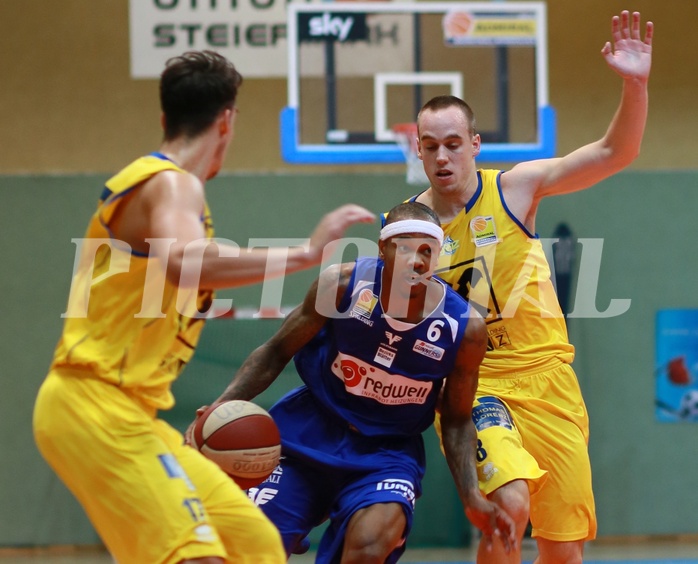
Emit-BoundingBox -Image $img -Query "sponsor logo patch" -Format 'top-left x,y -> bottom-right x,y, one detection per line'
158,453 -> 195,491
332,353 -> 432,405
376,479 -> 416,507
384,331 -> 402,346
441,235 -> 459,256
354,288 -> 378,316
194,524 -> 217,542
350,288 -> 378,326
374,346 -> 396,368
470,216 -> 499,247
412,339 -> 445,360
480,462 -> 499,482
472,396 -> 514,431
487,324 -> 512,350
248,487 -> 278,506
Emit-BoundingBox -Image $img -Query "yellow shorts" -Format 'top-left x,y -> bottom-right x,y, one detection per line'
436,362 -> 596,542
33,369 -> 285,564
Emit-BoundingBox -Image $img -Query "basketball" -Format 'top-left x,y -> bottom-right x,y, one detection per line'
443,11 -> 474,38
192,400 -> 281,489
667,356 -> 691,385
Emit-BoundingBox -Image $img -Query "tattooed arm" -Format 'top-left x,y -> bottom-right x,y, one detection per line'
214,262 -> 352,402
440,310 -> 517,553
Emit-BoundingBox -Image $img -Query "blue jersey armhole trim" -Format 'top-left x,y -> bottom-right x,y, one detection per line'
337,259 -> 359,313
99,187 -> 113,203
464,172 -> 483,213
496,171 -> 538,239
336,259 -> 362,313
150,151 -> 173,162
98,184 -> 150,258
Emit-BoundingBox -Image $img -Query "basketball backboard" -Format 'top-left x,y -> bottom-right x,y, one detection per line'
282,1 -> 555,165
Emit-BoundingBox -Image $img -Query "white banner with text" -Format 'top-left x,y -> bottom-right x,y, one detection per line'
130,0 -> 319,78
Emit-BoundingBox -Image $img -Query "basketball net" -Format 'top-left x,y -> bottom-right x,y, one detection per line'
392,123 -> 430,186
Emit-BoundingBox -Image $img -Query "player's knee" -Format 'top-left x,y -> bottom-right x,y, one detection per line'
343,519 -> 403,563
490,479 -> 530,527
536,539 -> 584,564
342,537 -> 397,564
342,503 -> 406,563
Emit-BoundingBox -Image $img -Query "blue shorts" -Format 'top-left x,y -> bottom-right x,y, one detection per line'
248,387 -> 425,563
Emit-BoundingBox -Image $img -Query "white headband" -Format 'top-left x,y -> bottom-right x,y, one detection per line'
380,219 -> 444,247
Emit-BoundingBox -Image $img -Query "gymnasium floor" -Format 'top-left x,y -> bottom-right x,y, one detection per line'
1,537 -> 697,563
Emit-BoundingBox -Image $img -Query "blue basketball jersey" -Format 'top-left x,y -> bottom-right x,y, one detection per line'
292,257 -> 471,437
256,258 -> 473,558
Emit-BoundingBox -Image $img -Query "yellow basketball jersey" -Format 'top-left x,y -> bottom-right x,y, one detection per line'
434,169 -> 574,376
51,154 -> 214,410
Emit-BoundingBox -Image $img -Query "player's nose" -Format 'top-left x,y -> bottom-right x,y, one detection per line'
410,252 -> 427,272
436,145 -> 449,164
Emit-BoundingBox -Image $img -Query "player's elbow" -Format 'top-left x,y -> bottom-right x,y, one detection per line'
615,146 -> 641,168
601,139 -> 642,170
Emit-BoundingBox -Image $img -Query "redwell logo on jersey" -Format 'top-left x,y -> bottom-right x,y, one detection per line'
331,353 -> 432,405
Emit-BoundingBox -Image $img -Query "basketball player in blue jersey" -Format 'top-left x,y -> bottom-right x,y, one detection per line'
33,50 -> 374,564
197,202 -> 517,563
392,11 -> 653,564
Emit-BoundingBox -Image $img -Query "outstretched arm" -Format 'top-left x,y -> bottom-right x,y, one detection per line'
184,263 -> 351,443
503,11 -> 653,225
440,311 -> 517,552
110,171 -> 375,289
214,263 -> 351,402
184,262 -> 353,443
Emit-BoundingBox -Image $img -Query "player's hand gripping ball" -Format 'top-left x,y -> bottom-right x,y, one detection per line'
192,400 -> 281,489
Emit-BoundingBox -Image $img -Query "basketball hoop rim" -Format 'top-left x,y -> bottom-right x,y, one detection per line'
392,122 -> 418,134
392,122 -> 419,152
391,122 -> 429,186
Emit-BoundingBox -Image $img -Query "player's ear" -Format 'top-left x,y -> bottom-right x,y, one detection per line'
219,109 -> 233,136
378,238 -> 386,259
471,133 -> 481,158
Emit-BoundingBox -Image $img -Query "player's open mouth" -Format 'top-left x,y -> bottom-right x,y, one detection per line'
405,272 -> 425,285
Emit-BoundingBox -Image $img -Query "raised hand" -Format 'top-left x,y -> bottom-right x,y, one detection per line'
602,10 -> 653,81
308,204 -> 376,261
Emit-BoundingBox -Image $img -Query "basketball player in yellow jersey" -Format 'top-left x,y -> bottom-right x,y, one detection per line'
403,11 -> 653,564
32,51 -> 374,564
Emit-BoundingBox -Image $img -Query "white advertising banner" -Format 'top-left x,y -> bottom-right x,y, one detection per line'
129,0 -> 317,79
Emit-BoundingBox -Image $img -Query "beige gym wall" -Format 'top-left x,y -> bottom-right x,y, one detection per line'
0,0 -> 693,174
